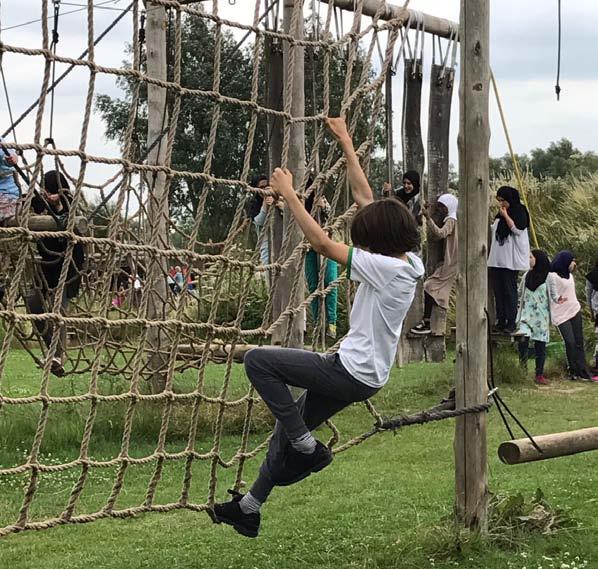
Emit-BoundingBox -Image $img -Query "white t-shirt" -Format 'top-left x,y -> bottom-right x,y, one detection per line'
548,273 -> 581,327
487,219 -> 530,271
338,248 -> 424,388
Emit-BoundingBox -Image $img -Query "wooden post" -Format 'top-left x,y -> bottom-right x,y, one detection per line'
266,36 -> 286,344
498,428 -> 598,465
145,1 -> 170,393
454,0 -> 490,530
402,58 -> 425,183
425,62 -> 456,361
399,57 -> 425,365
385,68 -> 394,185
277,0 -> 305,349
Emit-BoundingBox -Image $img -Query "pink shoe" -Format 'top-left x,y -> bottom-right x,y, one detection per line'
590,375 -> 598,383
535,375 -> 549,385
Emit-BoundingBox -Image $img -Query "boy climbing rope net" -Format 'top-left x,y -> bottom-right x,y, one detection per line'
210,117 -> 424,538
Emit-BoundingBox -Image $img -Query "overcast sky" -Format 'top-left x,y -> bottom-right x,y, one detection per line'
0,0 -> 596,194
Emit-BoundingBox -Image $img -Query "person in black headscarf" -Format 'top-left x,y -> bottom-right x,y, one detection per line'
548,251 -> 596,381
382,170 -> 421,222
26,170 -> 86,376
487,186 -> 531,333
585,259 -> 598,373
516,250 -> 558,385
245,174 -> 269,220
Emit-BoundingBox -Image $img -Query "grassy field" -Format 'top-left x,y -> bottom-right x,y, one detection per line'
0,346 -> 597,569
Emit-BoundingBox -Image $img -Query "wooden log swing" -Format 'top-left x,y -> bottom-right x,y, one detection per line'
498,428 -> 598,465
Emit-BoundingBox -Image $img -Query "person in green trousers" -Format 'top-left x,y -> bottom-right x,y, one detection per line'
304,191 -> 338,338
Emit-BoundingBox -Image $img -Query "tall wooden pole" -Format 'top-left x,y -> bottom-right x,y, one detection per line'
266,37 -> 286,344
426,63 -> 455,352
277,0 -> 305,349
454,0 -> 490,530
398,57 -> 425,365
145,1 -> 170,392
385,68 -> 394,185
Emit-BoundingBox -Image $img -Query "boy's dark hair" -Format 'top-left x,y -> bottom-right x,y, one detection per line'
351,198 -> 420,256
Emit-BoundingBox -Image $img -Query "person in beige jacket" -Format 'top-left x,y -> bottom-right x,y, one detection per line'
411,193 -> 458,336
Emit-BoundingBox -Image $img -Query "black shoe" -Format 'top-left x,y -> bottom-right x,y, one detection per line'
503,324 -> 517,335
271,440 -> 333,487
410,321 -> 431,336
209,489 -> 260,538
492,324 -> 505,334
50,358 -> 65,377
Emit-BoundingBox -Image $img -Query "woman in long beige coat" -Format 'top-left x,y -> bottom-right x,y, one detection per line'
411,193 -> 458,335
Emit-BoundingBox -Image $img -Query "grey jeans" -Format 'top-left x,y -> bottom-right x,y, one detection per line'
244,347 -> 378,503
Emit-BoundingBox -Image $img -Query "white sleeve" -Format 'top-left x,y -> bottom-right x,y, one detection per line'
347,247 -> 400,290
253,207 -> 267,228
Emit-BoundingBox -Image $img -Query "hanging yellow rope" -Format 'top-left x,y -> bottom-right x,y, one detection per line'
490,70 -> 539,249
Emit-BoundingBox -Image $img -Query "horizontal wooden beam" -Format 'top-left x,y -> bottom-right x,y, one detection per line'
498,427 -> 598,465
320,0 -> 458,40
6,215 -> 88,235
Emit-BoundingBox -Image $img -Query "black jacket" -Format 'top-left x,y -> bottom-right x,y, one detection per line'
31,192 -> 86,299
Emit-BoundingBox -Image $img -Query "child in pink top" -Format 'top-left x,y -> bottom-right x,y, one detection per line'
548,251 -> 597,382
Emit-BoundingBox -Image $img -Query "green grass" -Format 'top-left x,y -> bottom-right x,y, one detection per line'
0,347 -> 597,569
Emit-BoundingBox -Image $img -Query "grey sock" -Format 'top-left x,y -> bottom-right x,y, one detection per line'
290,431 -> 317,454
239,492 -> 262,515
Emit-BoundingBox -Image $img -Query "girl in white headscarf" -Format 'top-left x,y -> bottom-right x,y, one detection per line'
411,193 -> 458,335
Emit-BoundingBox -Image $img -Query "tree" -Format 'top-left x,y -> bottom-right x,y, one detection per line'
489,138 -> 598,181
489,153 -> 530,180
96,13 -> 265,243
96,13 -> 385,242
303,33 -> 385,177
530,138 -> 598,179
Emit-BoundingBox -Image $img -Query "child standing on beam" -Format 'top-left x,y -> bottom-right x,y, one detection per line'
210,118 -> 423,538
488,186 -> 531,334
410,193 -> 458,336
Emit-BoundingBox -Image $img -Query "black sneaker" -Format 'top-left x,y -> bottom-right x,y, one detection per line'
209,489 -> 260,538
50,358 -> 65,378
410,321 -> 431,336
271,440 -> 333,487
492,324 -> 505,334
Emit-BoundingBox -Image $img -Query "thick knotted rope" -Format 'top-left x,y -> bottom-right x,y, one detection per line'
0,0 -> 465,539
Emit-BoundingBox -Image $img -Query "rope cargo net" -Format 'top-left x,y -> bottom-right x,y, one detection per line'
0,0 -> 429,537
